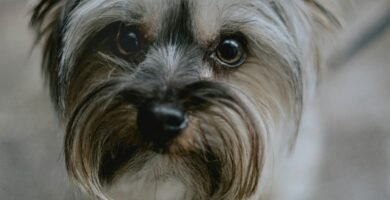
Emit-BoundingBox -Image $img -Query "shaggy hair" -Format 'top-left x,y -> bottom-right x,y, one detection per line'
31,0 -> 340,199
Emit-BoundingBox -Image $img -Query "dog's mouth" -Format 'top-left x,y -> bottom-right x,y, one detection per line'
97,120 -> 203,187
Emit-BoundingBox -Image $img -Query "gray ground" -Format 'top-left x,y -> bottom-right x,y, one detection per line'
0,1 -> 389,199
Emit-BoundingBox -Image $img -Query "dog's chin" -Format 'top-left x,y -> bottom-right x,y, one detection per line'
107,155 -> 194,200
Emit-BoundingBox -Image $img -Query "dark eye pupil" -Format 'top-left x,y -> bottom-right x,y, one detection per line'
216,38 -> 244,66
117,25 -> 141,54
219,40 -> 239,59
121,32 -> 139,51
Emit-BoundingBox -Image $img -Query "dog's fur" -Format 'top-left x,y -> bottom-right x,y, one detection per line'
31,0 -> 340,199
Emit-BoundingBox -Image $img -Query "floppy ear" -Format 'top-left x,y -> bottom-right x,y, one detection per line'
303,0 -> 342,30
31,0 -> 64,40
30,0 -> 65,109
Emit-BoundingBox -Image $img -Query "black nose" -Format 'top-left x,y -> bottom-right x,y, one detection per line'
137,102 -> 187,146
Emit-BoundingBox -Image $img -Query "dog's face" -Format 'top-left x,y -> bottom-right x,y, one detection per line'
31,0 -> 339,199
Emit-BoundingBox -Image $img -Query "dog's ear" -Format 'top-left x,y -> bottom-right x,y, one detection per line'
302,0 -> 342,30
30,0 -> 65,45
30,0 -> 65,108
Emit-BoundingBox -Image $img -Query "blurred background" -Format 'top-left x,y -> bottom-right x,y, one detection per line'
0,0 -> 389,199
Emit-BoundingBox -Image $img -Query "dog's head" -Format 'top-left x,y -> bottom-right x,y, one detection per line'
31,0 -> 339,199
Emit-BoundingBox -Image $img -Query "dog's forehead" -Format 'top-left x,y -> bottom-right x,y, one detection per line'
65,0 -> 272,42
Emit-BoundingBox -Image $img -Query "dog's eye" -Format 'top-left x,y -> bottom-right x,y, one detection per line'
215,38 -> 246,67
116,24 -> 143,55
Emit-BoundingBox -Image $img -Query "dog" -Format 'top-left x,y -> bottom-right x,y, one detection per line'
30,0 -> 340,199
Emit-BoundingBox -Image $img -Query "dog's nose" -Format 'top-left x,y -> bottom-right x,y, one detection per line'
137,102 -> 187,146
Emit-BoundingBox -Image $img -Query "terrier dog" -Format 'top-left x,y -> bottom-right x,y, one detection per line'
31,0 -> 340,199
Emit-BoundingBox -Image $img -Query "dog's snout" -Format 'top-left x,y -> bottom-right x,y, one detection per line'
137,102 -> 187,146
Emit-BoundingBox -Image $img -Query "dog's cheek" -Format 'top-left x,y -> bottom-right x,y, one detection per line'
64,58 -> 119,115
228,61 -> 299,120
